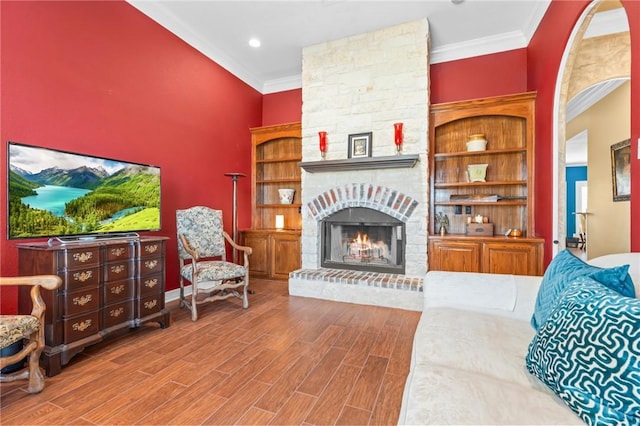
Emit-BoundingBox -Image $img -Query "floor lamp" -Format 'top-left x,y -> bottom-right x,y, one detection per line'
224,172 -> 246,263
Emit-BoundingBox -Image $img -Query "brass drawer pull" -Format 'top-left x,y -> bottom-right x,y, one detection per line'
72,319 -> 92,332
73,252 -> 93,263
111,284 -> 125,295
73,294 -> 92,306
145,279 -> 158,289
144,299 -> 157,309
73,270 -> 93,282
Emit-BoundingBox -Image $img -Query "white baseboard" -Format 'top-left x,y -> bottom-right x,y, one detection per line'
164,285 -> 191,304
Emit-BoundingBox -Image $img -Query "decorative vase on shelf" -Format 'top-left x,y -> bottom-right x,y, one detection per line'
278,188 -> 295,204
440,226 -> 446,236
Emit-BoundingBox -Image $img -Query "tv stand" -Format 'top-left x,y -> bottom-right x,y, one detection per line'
47,232 -> 141,246
17,237 -> 170,376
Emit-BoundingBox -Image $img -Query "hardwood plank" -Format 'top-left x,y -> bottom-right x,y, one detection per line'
134,369 -> 228,425
203,379 -> 270,425
165,391 -> 228,425
210,348 -> 279,398
369,372 -> 407,425
343,331 -> 377,367
237,407 -> 276,425
99,380 -> 186,424
347,355 -> 389,411
268,391 -> 316,425
336,405 -> 372,425
254,354 -> 316,412
297,347 -> 347,396
303,364 -> 361,425
369,324 -> 400,358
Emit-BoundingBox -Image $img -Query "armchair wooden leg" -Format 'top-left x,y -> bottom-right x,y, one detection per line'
26,331 -> 45,394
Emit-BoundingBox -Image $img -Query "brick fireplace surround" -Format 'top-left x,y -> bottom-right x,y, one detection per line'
289,19 -> 429,311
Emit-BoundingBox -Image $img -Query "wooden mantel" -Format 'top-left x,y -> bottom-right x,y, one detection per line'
299,154 -> 419,173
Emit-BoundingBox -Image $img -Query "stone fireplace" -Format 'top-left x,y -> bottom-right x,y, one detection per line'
289,19 -> 429,310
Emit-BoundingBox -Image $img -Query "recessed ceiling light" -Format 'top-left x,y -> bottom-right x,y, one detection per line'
249,38 -> 261,48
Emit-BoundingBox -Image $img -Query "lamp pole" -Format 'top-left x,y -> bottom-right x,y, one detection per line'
224,172 -> 246,263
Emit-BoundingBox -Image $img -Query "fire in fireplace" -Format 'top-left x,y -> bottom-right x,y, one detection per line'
321,207 -> 405,274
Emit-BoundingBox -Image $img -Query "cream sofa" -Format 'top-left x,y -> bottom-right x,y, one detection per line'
398,253 -> 640,425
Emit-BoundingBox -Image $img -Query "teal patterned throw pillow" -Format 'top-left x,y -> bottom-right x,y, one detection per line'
531,249 -> 635,330
526,276 -> 640,426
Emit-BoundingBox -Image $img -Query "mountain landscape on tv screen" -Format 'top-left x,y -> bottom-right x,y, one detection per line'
8,146 -> 160,239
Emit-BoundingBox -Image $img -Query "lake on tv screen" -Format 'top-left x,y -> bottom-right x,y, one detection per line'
22,185 -> 91,217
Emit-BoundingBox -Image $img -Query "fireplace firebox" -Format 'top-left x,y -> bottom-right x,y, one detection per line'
320,207 -> 405,274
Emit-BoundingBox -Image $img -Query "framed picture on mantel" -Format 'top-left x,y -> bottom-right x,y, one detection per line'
348,132 -> 372,158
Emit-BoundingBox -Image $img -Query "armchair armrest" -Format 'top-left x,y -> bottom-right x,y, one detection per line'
0,275 -> 62,319
223,232 -> 252,268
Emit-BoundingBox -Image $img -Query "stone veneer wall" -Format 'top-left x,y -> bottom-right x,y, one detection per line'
300,19 -> 429,278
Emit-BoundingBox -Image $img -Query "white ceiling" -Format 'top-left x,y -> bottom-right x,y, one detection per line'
127,0 -> 551,94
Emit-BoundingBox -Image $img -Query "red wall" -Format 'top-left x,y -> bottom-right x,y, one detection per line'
0,1 -> 262,313
262,89 -> 302,126
430,49 -> 528,104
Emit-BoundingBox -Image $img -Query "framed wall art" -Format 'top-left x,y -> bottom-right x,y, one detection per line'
348,132 -> 372,158
611,138 -> 631,202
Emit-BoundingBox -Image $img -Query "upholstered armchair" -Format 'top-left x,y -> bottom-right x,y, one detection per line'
0,275 -> 62,394
176,206 -> 252,321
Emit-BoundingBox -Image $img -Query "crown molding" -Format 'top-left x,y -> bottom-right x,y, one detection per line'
585,7 -> 629,38
263,75 -> 303,94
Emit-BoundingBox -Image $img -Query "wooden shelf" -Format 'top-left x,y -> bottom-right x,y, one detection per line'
434,148 -> 525,158
434,180 -> 526,188
256,203 -> 302,208
435,200 -> 527,206
256,157 -> 302,163
299,154 -> 419,173
256,178 -> 301,184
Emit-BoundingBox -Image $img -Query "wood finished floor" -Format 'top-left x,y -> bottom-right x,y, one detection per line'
0,279 -> 421,425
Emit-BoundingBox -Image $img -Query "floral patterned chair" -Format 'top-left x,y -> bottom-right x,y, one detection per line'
176,206 -> 252,321
0,275 -> 62,394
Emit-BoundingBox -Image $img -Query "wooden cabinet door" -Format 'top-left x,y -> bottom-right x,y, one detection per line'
270,233 -> 301,280
241,231 -> 269,278
482,242 -> 540,276
429,240 -> 481,272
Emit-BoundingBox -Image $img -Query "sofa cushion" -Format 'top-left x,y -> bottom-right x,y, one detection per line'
424,271 -> 517,313
526,276 -> 640,425
415,307 -> 545,390
531,249 -> 635,330
399,364 -> 582,425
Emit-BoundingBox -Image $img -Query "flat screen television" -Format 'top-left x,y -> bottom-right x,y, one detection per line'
7,142 -> 161,241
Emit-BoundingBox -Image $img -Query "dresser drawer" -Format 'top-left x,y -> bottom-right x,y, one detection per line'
139,274 -> 163,297
58,247 -> 100,269
104,244 -> 133,262
103,260 -> 132,282
139,257 -> 163,277
139,241 -> 163,258
103,279 -> 134,305
60,266 -> 101,291
138,294 -> 163,317
102,300 -> 134,329
63,311 -> 100,344
61,287 -> 100,317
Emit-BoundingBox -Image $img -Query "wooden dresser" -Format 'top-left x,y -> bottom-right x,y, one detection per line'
17,237 -> 170,376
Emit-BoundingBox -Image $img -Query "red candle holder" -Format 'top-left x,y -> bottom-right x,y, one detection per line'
393,123 -> 403,154
318,131 -> 327,159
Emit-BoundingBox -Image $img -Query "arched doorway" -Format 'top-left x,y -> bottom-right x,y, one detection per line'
552,0 -> 631,259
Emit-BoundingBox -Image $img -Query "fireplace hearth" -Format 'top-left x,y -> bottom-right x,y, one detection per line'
321,207 -> 405,274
